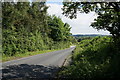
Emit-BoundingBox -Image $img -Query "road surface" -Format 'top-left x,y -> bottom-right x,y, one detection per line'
1,46 -> 75,80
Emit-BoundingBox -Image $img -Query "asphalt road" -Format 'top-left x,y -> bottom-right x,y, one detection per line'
2,46 -> 75,79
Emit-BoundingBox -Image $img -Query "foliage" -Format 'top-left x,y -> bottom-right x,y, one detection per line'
62,2 -> 120,38
61,2 -> 120,78
59,36 -> 120,79
47,15 -> 72,41
2,2 -> 72,56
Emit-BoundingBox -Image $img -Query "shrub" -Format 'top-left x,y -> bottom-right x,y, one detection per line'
59,36 -> 120,79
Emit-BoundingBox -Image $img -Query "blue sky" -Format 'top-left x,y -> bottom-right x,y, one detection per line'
46,0 -> 63,5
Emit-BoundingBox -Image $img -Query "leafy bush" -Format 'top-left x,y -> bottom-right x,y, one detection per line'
59,36 -> 120,79
2,2 -> 73,56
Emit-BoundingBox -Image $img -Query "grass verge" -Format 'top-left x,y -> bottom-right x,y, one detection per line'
2,49 -> 62,62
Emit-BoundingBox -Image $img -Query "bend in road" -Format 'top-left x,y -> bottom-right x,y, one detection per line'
2,46 -> 76,79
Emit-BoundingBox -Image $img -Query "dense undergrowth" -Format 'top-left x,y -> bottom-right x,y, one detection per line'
59,36 -> 120,79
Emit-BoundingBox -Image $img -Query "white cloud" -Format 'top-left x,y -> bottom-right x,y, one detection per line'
47,3 -> 110,35
47,0 -> 63,2
47,3 -> 63,17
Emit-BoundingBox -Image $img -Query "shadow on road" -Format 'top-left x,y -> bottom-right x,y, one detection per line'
2,64 -> 60,80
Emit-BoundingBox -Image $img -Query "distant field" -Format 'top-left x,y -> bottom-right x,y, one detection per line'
72,34 -> 110,37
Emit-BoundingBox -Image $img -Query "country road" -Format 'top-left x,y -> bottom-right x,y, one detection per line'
1,46 -> 75,79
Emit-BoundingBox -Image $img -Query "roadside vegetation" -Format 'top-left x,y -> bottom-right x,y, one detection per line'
59,36 -> 120,79
58,2 -> 120,79
2,2 -> 76,61
2,1 -> 120,79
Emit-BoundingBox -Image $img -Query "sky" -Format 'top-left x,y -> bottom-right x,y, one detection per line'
46,2 -> 110,35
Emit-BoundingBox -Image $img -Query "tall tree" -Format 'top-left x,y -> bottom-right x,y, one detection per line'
2,2 -> 72,56
47,15 -> 71,41
62,2 -> 120,38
